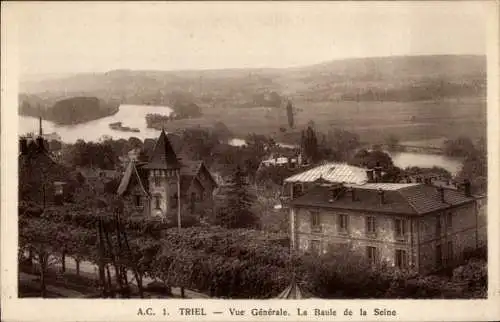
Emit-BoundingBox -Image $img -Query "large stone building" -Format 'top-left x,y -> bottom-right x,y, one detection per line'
286,164 -> 486,275
117,130 -> 217,218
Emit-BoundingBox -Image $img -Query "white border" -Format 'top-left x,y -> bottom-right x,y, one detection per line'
2,2 -> 499,321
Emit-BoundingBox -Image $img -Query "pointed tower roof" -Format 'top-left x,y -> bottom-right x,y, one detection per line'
143,130 -> 181,170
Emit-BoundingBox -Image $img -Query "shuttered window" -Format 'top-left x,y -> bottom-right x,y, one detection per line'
366,216 -> 376,236
338,214 -> 349,233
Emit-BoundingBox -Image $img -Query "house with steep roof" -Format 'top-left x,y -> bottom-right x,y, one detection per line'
117,130 -> 217,218
19,118 -> 73,206
287,170 -> 486,274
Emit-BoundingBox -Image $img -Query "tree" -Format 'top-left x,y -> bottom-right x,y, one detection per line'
350,149 -> 394,170
286,101 -> 294,129
457,139 -> 487,194
181,127 -> 221,164
213,121 -> 232,141
326,129 -> 361,161
301,126 -> 319,164
444,137 -> 475,158
216,166 -> 259,229
127,137 -> 143,150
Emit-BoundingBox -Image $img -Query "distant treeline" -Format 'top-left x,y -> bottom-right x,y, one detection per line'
145,101 -> 203,129
340,80 -> 485,102
238,91 -> 283,108
19,96 -> 119,125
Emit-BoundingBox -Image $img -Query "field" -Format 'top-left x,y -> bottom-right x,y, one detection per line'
157,97 -> 486,145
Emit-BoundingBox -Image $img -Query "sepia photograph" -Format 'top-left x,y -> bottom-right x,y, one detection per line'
2,1 -> 499,321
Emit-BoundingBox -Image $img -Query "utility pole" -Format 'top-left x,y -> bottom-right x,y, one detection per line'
176,169 -> 185,298
97,218 -> 107,297
177,170 -> 181,231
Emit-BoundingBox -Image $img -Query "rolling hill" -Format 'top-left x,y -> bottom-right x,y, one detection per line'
19,54 -> 486,125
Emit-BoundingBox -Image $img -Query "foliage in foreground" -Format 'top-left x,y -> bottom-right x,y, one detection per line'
19,205 -> 487,299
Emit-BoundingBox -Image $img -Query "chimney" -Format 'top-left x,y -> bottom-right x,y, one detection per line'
366,169 -> 374,182
378,189 -> 385,204
36,116 -> 45,151
39,116 -> 43,137
437,186 -> 445,203
19,137 -> 28,155
463,179 -> 472,197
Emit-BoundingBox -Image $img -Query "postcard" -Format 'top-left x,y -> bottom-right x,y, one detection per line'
1,1 -> 499,321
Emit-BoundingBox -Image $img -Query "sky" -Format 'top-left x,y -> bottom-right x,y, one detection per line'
12,1 -> 489,77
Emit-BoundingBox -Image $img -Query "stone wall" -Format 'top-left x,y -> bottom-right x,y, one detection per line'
292,200 -> 481,274
294,208 -> 413,268
417,202 -> 480,274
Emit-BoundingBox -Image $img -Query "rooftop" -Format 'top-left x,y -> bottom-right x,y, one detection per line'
143,130 -> 181,170
290,183 -> 476,216
284,163 -> 368,185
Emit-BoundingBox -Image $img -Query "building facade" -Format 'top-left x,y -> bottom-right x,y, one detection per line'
288,179 -> 485,275
117,130 -> 217,218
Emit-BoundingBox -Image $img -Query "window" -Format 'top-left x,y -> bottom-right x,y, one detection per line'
366,216 -> 377,236
436,244 -> 443,267
134,195 -> 143,207
310,240 -> 321,255
447,241 -> 453,264
395,249 -> 408,269
366,246 -> 377,266
436,215 -> 442,237
154,195 -> 161,209
446,212 -> 453,230
394,218 -> 406,239
154,176 -> 162,187
338,214 -> 349,233
171,194 -> 178,209
293,184 -> 303,197
311,211 -> 321,232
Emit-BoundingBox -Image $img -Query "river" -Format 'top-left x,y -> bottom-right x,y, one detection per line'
19,104 -> 462,175
19,104 -> 173,143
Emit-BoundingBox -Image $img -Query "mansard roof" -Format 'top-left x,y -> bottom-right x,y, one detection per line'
290,183 -> 477,216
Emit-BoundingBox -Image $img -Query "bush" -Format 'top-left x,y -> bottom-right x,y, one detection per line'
452,259 -> 487,288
